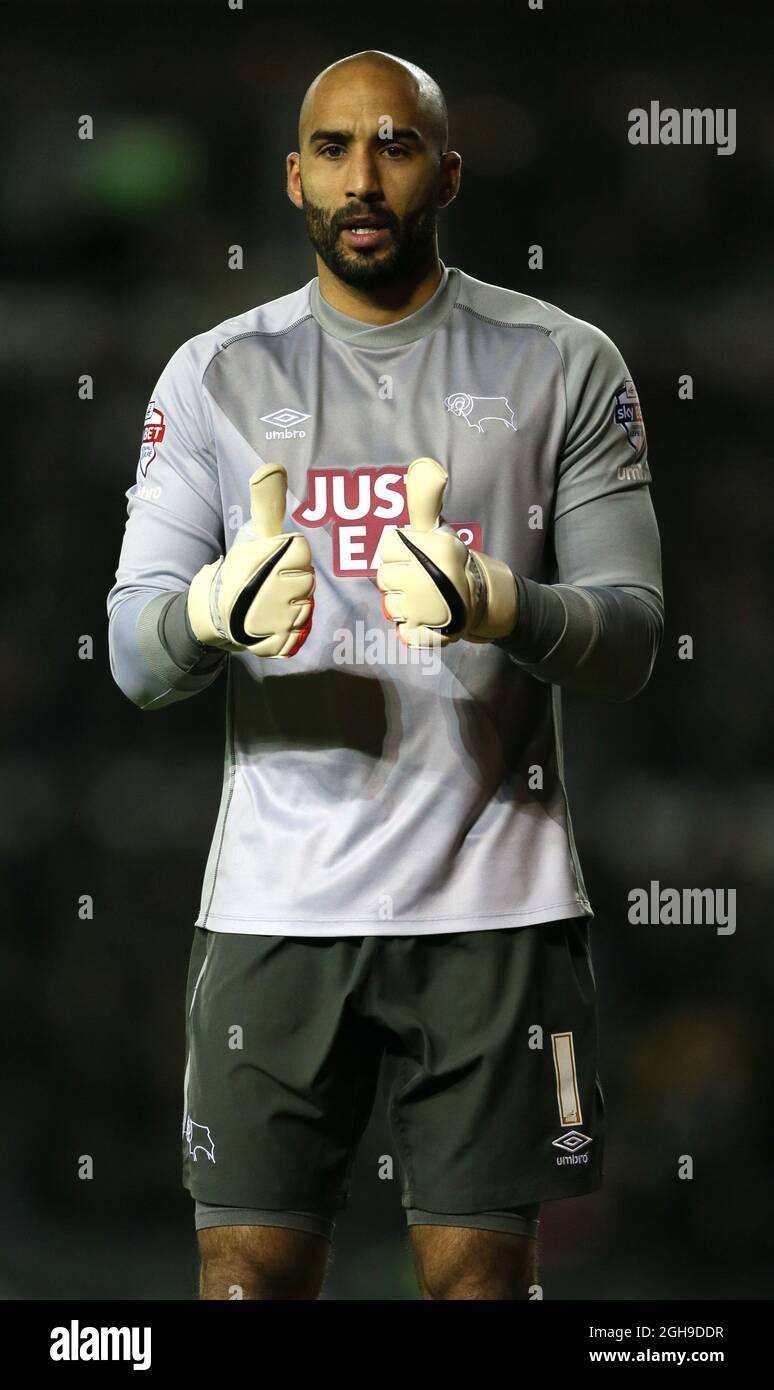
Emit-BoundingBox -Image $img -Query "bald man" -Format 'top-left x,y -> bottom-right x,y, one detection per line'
108,49 -> 663,1300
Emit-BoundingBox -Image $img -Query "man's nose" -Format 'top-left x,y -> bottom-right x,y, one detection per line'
345,147 -> 383,200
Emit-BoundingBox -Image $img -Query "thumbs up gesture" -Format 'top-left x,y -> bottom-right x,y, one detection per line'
376,457 -> 518,647
187,464 -> 315,657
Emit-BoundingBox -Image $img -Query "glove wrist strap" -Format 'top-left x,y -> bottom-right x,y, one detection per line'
468,554 -> 519,641
187,560 -> 228,647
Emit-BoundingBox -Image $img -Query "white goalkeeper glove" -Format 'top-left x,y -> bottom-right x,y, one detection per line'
187,463 -> 315,658
376,456 -> 518,647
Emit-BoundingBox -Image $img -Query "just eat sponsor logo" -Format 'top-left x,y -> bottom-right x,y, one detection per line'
292,466 -> 480,578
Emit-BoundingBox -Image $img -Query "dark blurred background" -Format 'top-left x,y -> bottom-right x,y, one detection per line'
2,0 -> 771,1300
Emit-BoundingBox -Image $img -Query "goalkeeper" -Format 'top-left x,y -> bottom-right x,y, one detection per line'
107,48 -> 663,1302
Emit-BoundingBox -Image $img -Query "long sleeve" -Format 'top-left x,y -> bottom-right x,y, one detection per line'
107,339 -> 227,710
495,322 -> 663,702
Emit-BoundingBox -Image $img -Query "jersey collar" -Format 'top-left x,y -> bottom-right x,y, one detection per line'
309,261 -> 458,347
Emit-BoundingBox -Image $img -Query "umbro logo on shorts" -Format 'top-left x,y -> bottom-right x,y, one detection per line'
551,1130 -> 593,1164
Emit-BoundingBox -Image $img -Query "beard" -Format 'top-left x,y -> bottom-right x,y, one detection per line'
300,181 -> 439,290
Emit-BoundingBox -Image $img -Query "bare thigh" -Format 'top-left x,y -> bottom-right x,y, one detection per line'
408,1223 -> 539,1300
197,1223 -> 331,1300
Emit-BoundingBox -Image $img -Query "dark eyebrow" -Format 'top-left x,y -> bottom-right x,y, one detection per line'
308,127 -> 424,147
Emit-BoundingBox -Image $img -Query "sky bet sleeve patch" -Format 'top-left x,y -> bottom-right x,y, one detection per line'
613,378 -> 646,457
139,399 -> 166,476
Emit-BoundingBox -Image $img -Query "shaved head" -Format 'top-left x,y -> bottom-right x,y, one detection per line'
299,50 -> 448,157
287,49 -> 460,305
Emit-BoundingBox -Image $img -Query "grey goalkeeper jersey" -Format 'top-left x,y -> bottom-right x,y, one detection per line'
107,261 -> 663,936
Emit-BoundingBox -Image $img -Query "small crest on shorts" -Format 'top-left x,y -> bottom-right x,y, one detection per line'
185,1114 -> 216,1163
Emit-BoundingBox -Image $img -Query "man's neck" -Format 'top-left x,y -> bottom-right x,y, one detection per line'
315,256 -> 444,326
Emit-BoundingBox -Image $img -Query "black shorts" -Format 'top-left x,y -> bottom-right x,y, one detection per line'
182,917 -> 604,1241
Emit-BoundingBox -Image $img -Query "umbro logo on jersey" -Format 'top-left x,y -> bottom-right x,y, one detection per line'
552,1129 -> 592,1152
260,407 -> 310,439
444,392 -> 518,435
